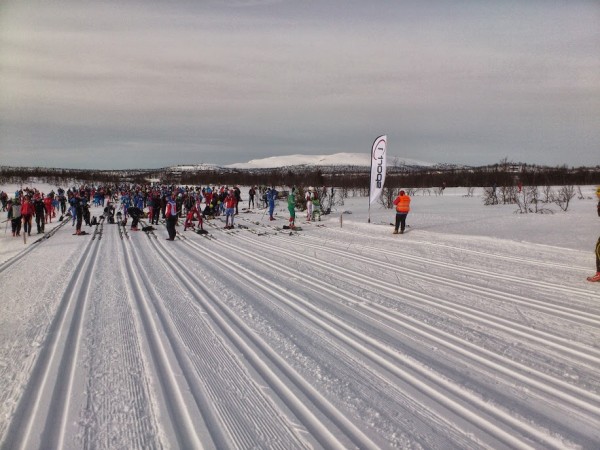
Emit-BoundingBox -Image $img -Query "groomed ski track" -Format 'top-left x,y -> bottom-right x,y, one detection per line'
0,212 -> 599,449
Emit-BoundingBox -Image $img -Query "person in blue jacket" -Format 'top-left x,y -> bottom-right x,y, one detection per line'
267,187 -> 277,221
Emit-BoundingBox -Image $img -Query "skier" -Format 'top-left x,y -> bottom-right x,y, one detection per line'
165,195 -> 178,241
7,199 -> 21,237
73,195 -> 84,235
267,187 -> 277,221
21,196 -> 34,237
312,191 -> 322,221
587,186 -> 600,282
224,190 -> 236,229
184,204 -> 203,231
248,186 -> 256,209
103,202 -> 116,223
34,194 -> 45,233
305,188 -> 314,222
43,194 -> 53,223
127,206 -> 143,230
287,187 -> 296,228
233,186 -> 241,215
151,192 -> 161,224
392,190 -> 411,235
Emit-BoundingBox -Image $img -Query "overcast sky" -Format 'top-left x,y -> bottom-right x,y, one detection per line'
1,0 -> 598,170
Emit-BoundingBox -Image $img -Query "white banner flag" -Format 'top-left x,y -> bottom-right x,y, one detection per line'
369,135 -> 387,205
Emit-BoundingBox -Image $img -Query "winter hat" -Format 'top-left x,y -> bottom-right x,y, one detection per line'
400,190 -> 405,195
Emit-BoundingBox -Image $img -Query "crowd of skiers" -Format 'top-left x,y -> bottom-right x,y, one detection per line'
2,187 -> 68,237
3,183 -> 600,283
2,183 -> 325,239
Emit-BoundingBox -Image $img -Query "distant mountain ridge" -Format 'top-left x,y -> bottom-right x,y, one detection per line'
171,153 -> 436,172
224,153 -> 433,169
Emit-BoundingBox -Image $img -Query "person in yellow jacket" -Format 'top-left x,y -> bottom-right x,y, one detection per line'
392,190 -> 411,234
587,186 -> 600,282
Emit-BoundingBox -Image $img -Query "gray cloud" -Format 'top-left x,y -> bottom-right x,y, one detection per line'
1,0 -> 598,169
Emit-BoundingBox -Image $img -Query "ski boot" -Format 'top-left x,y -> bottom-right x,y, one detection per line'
587,272 -> 600,282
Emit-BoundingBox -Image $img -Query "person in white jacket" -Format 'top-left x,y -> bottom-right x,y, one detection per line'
305,188 -> 314,222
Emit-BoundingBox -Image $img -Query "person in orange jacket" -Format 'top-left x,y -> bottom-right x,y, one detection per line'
392,190 -> 411,235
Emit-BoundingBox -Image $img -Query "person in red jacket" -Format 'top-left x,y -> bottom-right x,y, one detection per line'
43,195 -> 53,223
224,190 -> 236,229
21,195 -> 35,236
392,190 -> 411,235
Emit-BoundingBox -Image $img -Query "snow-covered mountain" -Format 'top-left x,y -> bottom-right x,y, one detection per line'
225,153 -> 433,169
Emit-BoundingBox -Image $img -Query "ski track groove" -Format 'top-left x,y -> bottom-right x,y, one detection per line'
150,235 -> 379,450
175,238 -> 480,449
0,218 -> 70,274
1,222 -> 102,450
181,233 -> 561,449
118,228 -> 212,449
134,232 -> 312,449
259,234 -> 600,365
342,227 -> 591,272
188,231 -> 598,448
215,232 -> 600,419
297,232 -> 600,324
81,222 -> 162,450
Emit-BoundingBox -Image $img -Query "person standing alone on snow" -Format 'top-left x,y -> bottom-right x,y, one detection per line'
392,190 -> 411,234
587,186 -> 600,282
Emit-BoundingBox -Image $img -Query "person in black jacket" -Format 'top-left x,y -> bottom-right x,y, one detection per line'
127,206 -> 143,230
34,194 -> 45,233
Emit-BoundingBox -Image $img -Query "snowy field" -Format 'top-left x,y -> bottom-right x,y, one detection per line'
1,184 -> 599,449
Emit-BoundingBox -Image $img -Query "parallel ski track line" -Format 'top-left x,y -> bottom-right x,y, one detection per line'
182,234 -> 571,450
136,235 -> 316,449
264,232 -> 600,367
131,232 -> 309,449
0,218 -> 70,274
148,236 -> 379,450
209,232 -> 600,422
334,226 -> 590,272
231,231 -> 600,369
1,222 -> 102,450
118,230 -> 215,449
315,228 -> 599,302
277,232 -> 600,329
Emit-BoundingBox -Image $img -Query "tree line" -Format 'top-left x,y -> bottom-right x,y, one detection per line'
1,162 -> 599,189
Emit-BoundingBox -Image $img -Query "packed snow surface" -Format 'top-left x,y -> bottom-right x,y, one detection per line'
1,185 -> 599,449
